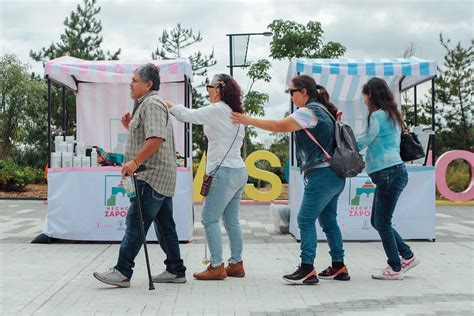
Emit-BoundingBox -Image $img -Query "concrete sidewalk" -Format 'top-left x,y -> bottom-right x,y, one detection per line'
1,201 -> 473,315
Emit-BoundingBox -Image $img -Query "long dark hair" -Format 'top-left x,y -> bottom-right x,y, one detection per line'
214,74 -> 244,113
291,75 -> 338,118
362,77 -> 404,128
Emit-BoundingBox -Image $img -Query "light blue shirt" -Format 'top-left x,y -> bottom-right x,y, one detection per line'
356,110 -> 403,174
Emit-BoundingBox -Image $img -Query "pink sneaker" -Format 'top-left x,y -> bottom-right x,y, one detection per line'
402,256 -> 420,273
372,266 -> 404,280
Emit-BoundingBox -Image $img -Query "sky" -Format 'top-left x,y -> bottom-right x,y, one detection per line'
1,0 -> 472,144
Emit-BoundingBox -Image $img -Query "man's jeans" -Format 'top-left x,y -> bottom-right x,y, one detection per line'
115,180 -> 186,279
298,167 -> 346,265
369,163 -> 413,271
201,167 -> 248,267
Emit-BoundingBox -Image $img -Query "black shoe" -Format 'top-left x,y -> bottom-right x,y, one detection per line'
283,266 -> 319,285
318,265 -> 350,281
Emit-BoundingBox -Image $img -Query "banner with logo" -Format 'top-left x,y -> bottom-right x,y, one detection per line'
289,166 -> 435,240
44,167 -> 194,241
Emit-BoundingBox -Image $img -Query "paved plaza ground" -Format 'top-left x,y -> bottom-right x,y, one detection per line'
0,200 -> 473,315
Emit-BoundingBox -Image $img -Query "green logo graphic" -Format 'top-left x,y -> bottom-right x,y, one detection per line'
105,175 -> 127,206
351,180 -> 376,206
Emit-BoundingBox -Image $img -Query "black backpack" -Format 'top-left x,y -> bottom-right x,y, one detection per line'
304,103 -> 365,178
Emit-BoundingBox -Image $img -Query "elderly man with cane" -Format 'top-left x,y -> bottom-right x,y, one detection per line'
93,63 -> 186,288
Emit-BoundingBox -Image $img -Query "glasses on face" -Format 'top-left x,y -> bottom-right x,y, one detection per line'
289,88 -> 301,96
206,85 -> 215,90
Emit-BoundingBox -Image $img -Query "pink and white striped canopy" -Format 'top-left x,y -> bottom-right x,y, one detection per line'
44,56 -> 193,91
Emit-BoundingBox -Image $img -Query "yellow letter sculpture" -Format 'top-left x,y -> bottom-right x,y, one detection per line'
193,151 -> 207,202
244,150 -> 282,201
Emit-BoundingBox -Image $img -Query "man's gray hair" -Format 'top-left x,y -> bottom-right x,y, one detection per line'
135,63 -> 160,91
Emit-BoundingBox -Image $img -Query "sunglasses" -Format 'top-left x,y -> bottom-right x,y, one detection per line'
206,85 -> 215,89
288,88 -> 301,96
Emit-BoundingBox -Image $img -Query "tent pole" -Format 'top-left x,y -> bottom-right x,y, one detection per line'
431,77 -> 436,164
47,77 -> 52,167
62,86 -> 67,136
414,86 -> 417,126
229,36 -> 234,77
184,75 -> 190,167
290,72 -> 299,167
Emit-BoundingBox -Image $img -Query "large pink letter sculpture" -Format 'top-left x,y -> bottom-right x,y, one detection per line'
436,150 -> 474,202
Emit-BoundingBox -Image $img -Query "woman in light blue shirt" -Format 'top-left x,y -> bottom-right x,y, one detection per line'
357,77 -> 420,280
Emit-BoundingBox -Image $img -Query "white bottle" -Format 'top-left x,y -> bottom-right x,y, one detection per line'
90,148 -> 98,167
65,135 -> 75,147
76,142 -> 85,157
73,156 -> 82,168
55,135 -> 64,152
81,156 -> 90,168
62,152 -> 73,168
57,141 -> 67,153
50,152 -> 62,168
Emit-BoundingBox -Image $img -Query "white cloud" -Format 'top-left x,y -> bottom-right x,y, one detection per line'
1,0 -> 472,143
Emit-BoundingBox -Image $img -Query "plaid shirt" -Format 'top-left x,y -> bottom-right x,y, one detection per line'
125,91 -> 176,197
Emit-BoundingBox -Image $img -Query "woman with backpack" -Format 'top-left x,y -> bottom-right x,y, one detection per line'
231,75 -> 349,284
357,77 -> 420,280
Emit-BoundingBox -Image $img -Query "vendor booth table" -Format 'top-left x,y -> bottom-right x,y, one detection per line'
41,57 -> 194,241
286,57 -> 437,241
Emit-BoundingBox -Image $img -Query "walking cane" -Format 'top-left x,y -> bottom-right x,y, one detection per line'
132,165 -> 155,290
202,239 -> 210,265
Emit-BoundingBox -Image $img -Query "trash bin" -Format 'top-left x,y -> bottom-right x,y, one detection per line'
270,203 -> 290,234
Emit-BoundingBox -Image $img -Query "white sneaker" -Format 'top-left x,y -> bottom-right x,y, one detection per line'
402,256 -> 420,273
93,268 -> 130,288
372,266 -> 404,280
152,270 -> 186,283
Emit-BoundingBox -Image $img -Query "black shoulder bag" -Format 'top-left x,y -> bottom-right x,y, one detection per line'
200,124 -> 241,196
400,124 -> 425,162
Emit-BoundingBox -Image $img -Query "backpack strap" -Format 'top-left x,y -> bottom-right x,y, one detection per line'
303,128 -> 331,160
303,102 -> 339,160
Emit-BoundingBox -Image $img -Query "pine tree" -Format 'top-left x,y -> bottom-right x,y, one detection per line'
152,23 -> 216,159
436,34 -> 473,151
30,0 -> 120,61
29,0 -> 121,142
422,34 -> 473,154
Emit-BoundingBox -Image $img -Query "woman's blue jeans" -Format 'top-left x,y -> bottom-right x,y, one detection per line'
298,167 -> 346,265
115,180 -> 186,279
369,163 -> 413,271
201,167 -> 247,267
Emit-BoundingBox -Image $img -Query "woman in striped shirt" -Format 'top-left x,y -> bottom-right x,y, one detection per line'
232,75 -> 349,285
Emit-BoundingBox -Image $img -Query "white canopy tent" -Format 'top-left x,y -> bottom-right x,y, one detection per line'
286,57 -> 436,137
38,57 -> 194,242
44,56 -> 193,165
286,57 -> 437,241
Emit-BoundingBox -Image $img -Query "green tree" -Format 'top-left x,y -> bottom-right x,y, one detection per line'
30,0 -> 120,61
30,0 -> 121,138
152,23 -> 216,160
256,19 -> 346,172
242,59 -> 272,157
422,35 -> 473,155
268,19 -> 346,60
268,131 -> 289,183
400,43 -> 431,127
0,54 -> 48,168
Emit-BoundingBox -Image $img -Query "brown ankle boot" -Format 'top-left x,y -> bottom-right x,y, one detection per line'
193,263 -> 227,280
225,261 -> 245,277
